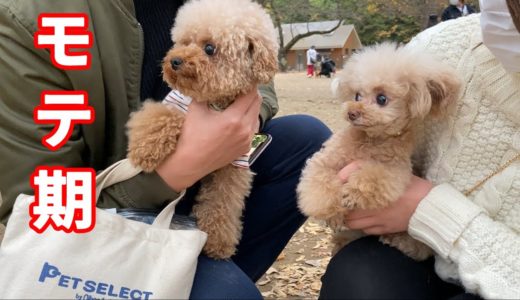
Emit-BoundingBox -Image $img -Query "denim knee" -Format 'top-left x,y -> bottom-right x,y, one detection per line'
190,256 -> 262,300
266,114 -> 331,152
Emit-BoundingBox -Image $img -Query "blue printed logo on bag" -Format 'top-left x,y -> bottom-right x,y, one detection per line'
39,262 -> 154,299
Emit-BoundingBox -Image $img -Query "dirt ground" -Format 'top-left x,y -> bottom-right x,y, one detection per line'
275,72 -> 345,132
256,72 -> 345,298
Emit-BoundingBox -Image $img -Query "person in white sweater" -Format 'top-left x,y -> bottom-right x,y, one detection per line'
319,0 -> 520,299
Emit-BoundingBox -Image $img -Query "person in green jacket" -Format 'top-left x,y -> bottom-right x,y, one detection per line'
0,0 -> 331,298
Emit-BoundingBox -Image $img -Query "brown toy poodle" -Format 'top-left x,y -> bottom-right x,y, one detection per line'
126,0 -> 278,259
297,43 -> 461,260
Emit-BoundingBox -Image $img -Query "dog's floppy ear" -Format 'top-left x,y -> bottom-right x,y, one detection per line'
409,64 -> 462,119
331,77 -> 341,98
249,37 -> 278,83
333,69 -> 357,101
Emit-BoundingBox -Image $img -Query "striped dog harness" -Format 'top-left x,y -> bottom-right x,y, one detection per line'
163,90 -> 250,169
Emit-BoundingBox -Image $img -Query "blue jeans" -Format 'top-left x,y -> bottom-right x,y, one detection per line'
123,115 -> 331,299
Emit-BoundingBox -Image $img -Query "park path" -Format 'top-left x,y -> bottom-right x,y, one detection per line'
257,72 -> 344,298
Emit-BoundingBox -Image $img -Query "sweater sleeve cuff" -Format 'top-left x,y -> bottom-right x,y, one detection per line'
408,183 -> 484,258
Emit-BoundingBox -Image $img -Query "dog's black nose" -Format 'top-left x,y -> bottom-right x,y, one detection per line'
348,111 -> 361,121
171,58 -> 183,70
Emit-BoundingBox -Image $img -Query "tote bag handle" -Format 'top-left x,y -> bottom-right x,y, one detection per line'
95,159 -> 185,229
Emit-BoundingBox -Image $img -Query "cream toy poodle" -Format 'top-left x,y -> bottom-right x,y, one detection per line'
126,0 -> 278,259
297,43 -> 461,260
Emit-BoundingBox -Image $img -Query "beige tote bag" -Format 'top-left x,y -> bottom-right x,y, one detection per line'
0,159 -> 207,299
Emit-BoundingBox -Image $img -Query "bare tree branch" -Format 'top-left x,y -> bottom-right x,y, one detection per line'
282,19 -> 342,53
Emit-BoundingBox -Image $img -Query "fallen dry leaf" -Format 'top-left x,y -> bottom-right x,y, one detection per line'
276,252 -> 286,261
305,259 -> 322,267
257,277 -> 271,286
311,281 -> 322,291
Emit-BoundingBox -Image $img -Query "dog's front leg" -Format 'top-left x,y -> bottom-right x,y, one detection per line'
193,165 -> 253,259
127,101 -> 184,172
342,163 -> 411,210
342,164 -> 433,260
297,131 -> 352,220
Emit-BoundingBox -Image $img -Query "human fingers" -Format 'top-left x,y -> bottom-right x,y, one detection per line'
187,98 -> 212,115
337,160 -> 362,183
225,87 -> 259,115
344,216 -> 378,230
244,90 -> 262,119
232,90 -> 260,153
245,92 -> 262,132
344,208 -> 378,220
254,117 -> 261,133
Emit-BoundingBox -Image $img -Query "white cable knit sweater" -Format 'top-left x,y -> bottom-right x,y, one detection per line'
407,14 -> 520,298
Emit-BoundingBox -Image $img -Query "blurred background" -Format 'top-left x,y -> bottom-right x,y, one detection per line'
255,0 -> 479,71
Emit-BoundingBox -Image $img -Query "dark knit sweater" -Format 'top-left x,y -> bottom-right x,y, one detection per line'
133,0 -> 185,101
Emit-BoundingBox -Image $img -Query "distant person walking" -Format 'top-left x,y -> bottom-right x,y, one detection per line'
306,46 -> 318,77
442,0 -> 475,21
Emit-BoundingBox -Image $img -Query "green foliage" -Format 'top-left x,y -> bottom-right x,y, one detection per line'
260,0 -> 479,46
337,0 -> 420,45
257,0 -> 480,69
267,0 -> 343,24
349,4 -> 422,45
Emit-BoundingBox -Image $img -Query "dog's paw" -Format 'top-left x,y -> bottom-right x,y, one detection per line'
380,233 -> 433,261
203,239 -> 236,259
340,185 -> 363,209
346,166 -> 404,209
327,214 -> 346,230
127,101 -> 184,172
331,230 -> 365,255
200,225 -> 238,259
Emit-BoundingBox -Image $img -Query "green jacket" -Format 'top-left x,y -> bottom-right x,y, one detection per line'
0,0 -> 278,224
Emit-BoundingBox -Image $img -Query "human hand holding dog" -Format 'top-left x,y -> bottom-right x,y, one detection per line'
157,88 -> 262,192
338,161 -> 433,235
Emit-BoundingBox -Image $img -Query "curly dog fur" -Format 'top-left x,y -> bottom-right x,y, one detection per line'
297,43 -> 461,260
127,0 -> 278,259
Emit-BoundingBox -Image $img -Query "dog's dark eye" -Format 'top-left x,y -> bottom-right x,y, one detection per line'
355,92 -> 362,102
204,43 -> 216,56
376,94 -> 388,106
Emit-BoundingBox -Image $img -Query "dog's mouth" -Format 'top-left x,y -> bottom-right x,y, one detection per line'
162,45 -> 206,84
350,123 -> 372,131
347,117 -> 368,127
345,112 -> 382,129
166,62 -> 199,79
348,118 -> 385,131
162,57 -> 203,95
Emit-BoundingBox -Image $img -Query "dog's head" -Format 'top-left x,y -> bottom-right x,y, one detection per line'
162,0 -> 278,103
334,42 -> 461,137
